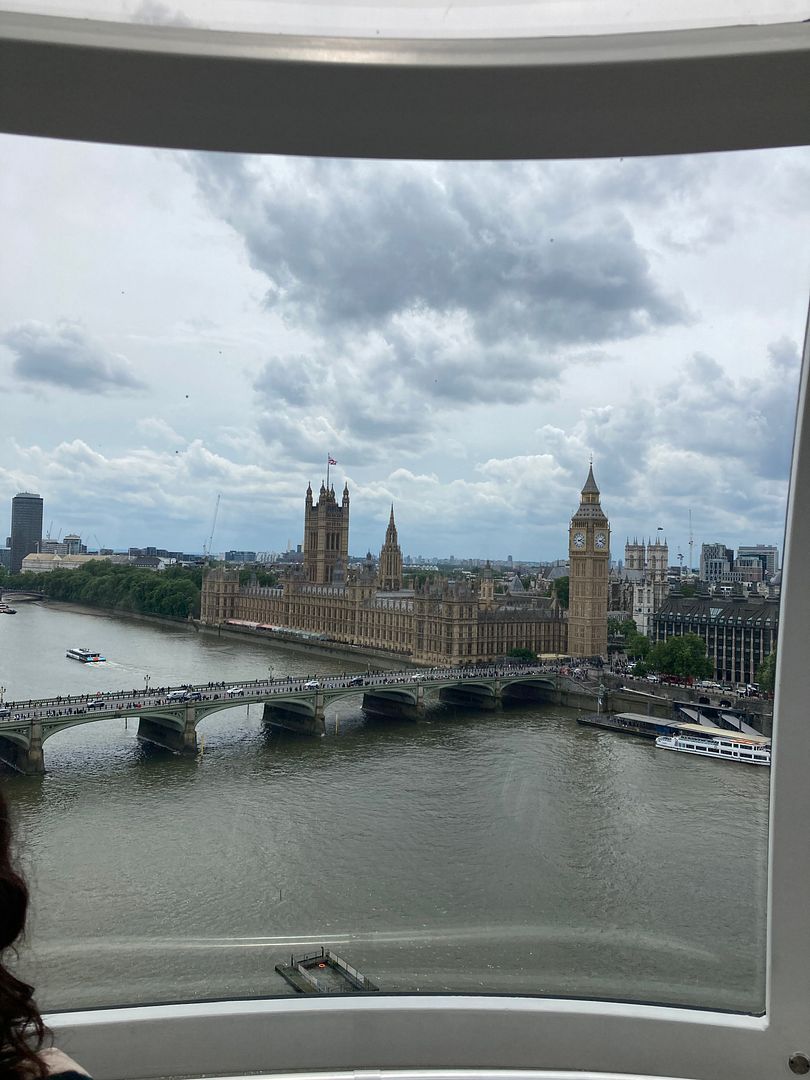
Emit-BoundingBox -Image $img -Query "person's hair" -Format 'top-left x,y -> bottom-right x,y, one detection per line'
0,786 -> 47,1080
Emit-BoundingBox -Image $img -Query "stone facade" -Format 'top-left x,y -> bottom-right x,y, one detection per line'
303,481 -> 350,584
610,535 -> 669,635
200,484 -> 572,665
378,506 -> 403,591
567,465 -> 610,658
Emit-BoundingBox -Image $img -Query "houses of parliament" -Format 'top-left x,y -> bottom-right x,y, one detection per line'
200,467 -> 610,664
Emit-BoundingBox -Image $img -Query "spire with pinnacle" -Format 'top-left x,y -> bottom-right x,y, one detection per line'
385,504 -> 398,545
378,503 -> 403,591
581,462 -> 600,496
577,461 -> 604,511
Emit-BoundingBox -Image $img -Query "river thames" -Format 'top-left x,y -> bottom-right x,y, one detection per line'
1,601 -> 769,1015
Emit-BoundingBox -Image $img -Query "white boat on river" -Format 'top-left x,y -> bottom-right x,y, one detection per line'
655,732 -> 771,767
65,647 -> 106,663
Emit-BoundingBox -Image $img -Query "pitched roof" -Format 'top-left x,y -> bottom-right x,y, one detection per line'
582,463 -> 599,495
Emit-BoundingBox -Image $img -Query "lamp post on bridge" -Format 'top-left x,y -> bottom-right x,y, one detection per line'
0,686 -> 5,704
144,674 -> 150,697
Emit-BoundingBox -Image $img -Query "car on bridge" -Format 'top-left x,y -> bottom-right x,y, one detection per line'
347,676 -> 364,687
227,687 -> 245,696
304,680 -> 321,689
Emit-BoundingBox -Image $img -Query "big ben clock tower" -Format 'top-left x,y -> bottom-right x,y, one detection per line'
567,463 -> 610,658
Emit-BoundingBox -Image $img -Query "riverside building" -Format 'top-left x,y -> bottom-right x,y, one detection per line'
201,469 -> 611,664
651,586 -> 779,686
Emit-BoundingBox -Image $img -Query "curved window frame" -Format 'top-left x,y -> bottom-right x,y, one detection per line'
1,13 -> 810,1080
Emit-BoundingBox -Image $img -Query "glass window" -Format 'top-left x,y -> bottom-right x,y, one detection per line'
1,130 -> 799,1015
0,39 -> 806,1061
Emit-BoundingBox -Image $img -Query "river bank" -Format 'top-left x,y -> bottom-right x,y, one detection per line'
195,619 -> 416,670
25,597 -> 410,671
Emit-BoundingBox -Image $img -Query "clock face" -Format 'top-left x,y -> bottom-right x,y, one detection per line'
595,532 -> 607,549
573,532 -> 585,548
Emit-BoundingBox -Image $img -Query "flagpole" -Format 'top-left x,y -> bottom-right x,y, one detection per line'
327,452 -> 330,490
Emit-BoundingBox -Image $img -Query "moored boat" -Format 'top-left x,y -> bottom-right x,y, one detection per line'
655,732 -> 771,766
66,647 -> 106,663
578,710 -> 677,739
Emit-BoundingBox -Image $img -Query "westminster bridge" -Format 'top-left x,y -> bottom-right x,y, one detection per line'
0,665 -> 609,774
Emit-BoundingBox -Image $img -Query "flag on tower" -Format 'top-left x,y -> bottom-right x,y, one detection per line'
328,456 -> 337,465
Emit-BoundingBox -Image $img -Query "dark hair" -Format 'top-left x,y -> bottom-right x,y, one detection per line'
0,786 -> 47,1080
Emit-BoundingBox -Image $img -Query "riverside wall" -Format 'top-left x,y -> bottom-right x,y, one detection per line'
27,598 -> 411,671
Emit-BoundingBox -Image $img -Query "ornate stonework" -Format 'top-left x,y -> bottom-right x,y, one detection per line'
567,464 -> 610,658
200,483 -> 569,665
378,506 -> 403,591
303,481 -> 350,584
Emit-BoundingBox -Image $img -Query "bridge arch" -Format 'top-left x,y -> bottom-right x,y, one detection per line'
0,669 -> 576,772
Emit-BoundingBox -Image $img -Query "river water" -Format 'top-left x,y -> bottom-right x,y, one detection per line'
0,601 -> 769,1014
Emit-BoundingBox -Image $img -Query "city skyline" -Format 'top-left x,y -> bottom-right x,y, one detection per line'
1,138 -> 808,559
1,482 -> 781,572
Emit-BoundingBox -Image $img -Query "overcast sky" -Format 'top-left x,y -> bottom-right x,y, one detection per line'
6,0 -> 809,36
1,137 -> 808,562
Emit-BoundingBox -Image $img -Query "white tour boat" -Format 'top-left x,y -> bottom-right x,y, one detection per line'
655,733 -> 771,767
66,647 -> 106,663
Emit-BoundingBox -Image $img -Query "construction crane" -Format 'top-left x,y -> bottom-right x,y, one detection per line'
688,509 -> 694,575
203,495 -> 221,560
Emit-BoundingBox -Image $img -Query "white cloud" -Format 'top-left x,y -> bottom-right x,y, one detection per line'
3,319 -> 147,394
0,136 -> 808,557
136,417 -> 185,444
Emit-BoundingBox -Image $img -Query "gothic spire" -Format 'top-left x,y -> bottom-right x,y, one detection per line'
385,504 -> 398,544
581,463 -> 600,496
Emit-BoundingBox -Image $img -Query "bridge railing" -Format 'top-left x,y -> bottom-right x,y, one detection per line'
0,664 -> 563,715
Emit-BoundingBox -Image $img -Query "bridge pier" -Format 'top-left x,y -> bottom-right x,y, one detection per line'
362,685 -> 425,721
502,680 -> 557,706
262,695 -> 325,736
360,686 -> 425,721
27,720 -> 44,773
438,682 -> 501,711
0,723 -> 44,774
137,709 -> 197,754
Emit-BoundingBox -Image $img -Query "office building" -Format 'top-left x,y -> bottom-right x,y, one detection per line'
699,542 -> 733,583
737,545 -> 779,577
652,587 -> 778,686
10,492 -> 43,573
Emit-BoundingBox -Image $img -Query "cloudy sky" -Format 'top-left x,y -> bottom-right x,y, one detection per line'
5,0 -> 808,36
1,135 -> 808,562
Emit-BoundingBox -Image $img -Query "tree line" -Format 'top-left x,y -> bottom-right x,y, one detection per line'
0,562 -> 203,620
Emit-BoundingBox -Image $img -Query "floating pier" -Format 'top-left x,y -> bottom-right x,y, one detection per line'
275,948 -> 379,994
